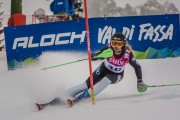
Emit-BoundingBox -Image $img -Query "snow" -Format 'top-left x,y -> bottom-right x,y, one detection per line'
0,51 -> 180,120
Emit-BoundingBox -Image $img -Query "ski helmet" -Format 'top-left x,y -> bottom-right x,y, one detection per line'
110,33 -> 127,51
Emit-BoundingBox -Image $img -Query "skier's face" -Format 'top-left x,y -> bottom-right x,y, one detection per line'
111,40 -> 124,53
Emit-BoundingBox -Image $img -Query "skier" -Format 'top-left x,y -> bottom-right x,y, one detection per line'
36,33 -> 147,110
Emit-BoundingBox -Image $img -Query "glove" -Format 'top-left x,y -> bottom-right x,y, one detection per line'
137,80 -> 147,93
91,53 -> 99,61
91,53 -> 98,58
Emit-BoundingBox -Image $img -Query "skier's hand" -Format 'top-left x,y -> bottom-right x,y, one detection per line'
91,53 -> 99,61
137,80 -> 147,93
91,53 -> 98,58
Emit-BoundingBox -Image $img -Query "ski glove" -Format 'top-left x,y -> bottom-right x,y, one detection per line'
91,53 -> 98,58
91,53 -> 104,61
91,53 -> 98,61
137,80 -> 147,93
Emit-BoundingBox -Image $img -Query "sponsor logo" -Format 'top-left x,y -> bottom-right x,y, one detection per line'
12,31 -> 86,50
98,23 -> 174,44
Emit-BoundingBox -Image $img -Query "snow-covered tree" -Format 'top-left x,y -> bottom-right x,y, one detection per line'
0,2 -> 4,51
163,1 -> 179,14
121,3 -> 137,16
88,0 -> 179,17
139,0 -> 164,15
88,0 -> 121,17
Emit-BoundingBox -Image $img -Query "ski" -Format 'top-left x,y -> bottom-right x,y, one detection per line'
66,99 -> 73,107
35,103 -> 47,111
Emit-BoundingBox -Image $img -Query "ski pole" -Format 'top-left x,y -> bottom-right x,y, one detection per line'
41,49 -> 113,71
147,84 -> 180,88
41,58 -> 88,70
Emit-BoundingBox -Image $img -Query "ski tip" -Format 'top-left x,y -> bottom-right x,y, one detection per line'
36,103 -> 41,111
35,103 -> 45,111
66,99 -> 73,108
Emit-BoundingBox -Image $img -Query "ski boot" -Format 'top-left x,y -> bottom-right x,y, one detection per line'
66,90 -> 90,107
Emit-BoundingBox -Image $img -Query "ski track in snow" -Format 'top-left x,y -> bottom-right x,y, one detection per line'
0,51 -> 180,120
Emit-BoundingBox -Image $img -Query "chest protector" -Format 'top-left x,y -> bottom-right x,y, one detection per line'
104,50 -> 130,73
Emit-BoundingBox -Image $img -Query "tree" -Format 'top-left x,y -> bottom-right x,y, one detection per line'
0,2 -> 4,51
140,0 -> 164,15
88,0 -> 121,17
121,3 -> 137,16
163,1 -> 179,14
86,0 -> 179,17
139,0 -> 179,15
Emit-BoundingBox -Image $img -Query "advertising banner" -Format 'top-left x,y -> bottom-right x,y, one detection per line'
4,14 -> 180,70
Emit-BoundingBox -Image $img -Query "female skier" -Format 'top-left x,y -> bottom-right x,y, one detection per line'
36,33 -> 147,110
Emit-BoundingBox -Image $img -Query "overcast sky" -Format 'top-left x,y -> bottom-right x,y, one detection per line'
1,0 -> 180,15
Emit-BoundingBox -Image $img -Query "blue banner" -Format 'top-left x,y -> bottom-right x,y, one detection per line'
4,14 -> 180,70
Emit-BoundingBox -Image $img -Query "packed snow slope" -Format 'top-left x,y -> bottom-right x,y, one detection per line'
0,51 -> 180,120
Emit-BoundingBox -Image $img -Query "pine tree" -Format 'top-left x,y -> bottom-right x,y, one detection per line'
0,2 -> 4,51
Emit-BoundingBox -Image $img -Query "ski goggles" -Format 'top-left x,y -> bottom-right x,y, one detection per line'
111,40 -> 124,47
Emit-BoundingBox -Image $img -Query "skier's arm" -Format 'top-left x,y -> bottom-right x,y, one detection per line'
129,52 -> 147,92
128,52 -> 142,81
91,45 -> 110,61
92,45 -> 110,55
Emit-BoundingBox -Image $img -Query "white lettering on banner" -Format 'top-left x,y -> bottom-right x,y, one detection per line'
40,34 -> 56,47
70,31 -> 86,43
98,26 -> 116,44
55,33 -> 71,45
13,37 -> 28,49
28,36 -> 39,48
122,25 -> 135,40
138,23 -> 174,42
98,23 -> 174,44
12,31 -> 86,50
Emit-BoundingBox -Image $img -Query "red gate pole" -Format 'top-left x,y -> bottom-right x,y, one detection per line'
83,0 -> 95,104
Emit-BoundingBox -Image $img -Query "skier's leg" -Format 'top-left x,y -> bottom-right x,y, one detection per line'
85,66 -> 104,89
50,97 -> 61,105
89,77 -> 112,96
65,65 -> 104,98
66,65 -> 106,107
37,82 -> 89,109
65,82 -> 88,98
72,77 -> 112,104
